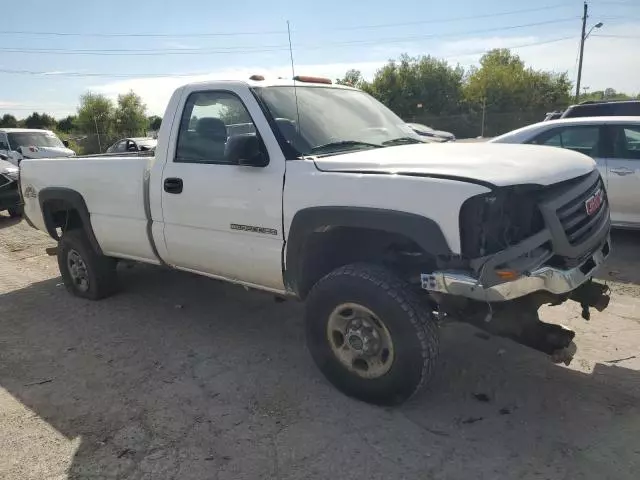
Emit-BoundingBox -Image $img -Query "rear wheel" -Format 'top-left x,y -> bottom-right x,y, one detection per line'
305,263 -> 439,406
58,229 -> 117,300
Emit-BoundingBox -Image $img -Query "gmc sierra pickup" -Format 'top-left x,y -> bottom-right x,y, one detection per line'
20,76 -> 612,405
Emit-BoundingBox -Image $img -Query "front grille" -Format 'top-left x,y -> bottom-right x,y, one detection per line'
0,174 -> 11,188
556,176 -> 608,245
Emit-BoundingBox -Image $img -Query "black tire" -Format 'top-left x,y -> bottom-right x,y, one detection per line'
7,206 -> 22,218
57,229 -> 118,300
305,263 -> 439,406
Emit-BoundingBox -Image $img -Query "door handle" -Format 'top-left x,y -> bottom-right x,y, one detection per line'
610,168 -> 634,176
164,177 -> 183,194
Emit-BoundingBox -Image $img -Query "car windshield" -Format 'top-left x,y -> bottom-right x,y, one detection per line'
253,86 -> 422,156
7,132 -> 64,149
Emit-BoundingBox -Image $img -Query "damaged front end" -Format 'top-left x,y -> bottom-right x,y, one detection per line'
423,170 -> 611,364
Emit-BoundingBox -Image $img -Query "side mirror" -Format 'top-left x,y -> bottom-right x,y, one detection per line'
225,134 -> 268,167
0,153 -> 8,161
127,145 -> 138,152
63,140 -> 70,148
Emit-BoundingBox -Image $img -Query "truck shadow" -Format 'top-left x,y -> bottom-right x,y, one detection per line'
1,265 -> 638,479
0,213 -> 22,230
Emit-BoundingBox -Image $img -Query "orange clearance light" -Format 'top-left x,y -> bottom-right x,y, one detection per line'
293,75 -> 332,84
249,74 -> 265,81
495,269 -> 519,281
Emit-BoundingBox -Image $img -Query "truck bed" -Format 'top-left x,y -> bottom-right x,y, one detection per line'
21,155 -> 159,263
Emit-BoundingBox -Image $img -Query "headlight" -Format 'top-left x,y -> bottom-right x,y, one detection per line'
2,168 -> 18,180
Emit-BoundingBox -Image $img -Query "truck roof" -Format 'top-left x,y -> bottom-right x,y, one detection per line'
536,116 -> 640,126
183,77 -> 356,90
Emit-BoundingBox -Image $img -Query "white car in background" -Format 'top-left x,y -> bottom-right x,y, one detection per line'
0,128 -> 75,165
406,122 -> 455,142
490,117 -> 640,229
106,137 -> 158,154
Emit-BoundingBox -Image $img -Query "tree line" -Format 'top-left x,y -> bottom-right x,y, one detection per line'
336,48 -> 639,137
0,91 -> 162,154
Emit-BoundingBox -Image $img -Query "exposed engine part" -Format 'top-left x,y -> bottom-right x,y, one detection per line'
459,186 -> 544,258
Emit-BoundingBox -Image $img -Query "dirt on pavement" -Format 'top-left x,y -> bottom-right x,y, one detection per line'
1,215 -> 639,480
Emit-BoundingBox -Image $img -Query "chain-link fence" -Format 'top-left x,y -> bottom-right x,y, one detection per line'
406,109 -> 550,139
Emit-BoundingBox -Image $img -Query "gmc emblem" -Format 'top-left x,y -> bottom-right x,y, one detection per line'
585,188 -> 604,216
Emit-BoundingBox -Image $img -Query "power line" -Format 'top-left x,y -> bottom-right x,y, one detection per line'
0,4 -> 574,38
0,18 -> 580,56
595,1 -> 640,6
0,36 -> 576,79
330,4 -> 573,30
592,33 -> 640,38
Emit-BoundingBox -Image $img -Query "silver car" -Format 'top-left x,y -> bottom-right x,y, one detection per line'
490,117 -> 640,229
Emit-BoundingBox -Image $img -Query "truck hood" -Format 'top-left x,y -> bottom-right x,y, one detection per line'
312,143 -> 595,187
19,146 -> 75,159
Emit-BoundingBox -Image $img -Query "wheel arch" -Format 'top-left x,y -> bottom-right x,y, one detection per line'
38,187 -> 103,255
285,206 -> 452,298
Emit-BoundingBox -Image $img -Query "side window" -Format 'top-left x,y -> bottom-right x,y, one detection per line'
113,141 -> 127,153
0,134 -> 8,151
175,91 -> 256,164
612,125 -> 640,160
532,126 -> 601,157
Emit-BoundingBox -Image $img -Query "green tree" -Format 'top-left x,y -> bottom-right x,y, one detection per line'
148,115 -> 162,131
57,115 -> 77,133
23,112 -> 57,129
336,69 -> 367,88
0,114 -> 18,128
76,92 -> 115,153
366,54 -> 465,119
114,91 -> 147,137
580,88 -> 634,102
464,49 -> 571,113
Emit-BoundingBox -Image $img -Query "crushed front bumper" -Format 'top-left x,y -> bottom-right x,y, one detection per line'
422,236 -> 611,303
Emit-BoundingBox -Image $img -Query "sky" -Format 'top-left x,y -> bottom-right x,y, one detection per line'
0,0 -> 638,118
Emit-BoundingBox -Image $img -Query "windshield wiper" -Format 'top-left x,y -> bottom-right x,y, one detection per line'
309,140 -> 383,155
381,137 -> 424,146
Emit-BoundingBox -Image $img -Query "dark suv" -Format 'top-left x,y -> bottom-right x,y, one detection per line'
559,100 -> 640,119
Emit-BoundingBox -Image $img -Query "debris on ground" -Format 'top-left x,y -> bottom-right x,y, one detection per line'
461,417 -> 484,425
24,378 -> 54,387
473,393 -> 491,403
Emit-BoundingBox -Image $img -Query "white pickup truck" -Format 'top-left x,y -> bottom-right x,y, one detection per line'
20,76 -> 612,405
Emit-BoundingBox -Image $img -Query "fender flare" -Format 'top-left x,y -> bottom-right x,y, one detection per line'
284,206 -> 452,293
38,187 -> 103,255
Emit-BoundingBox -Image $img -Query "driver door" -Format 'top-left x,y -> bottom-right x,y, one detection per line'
158,86 -> 286,291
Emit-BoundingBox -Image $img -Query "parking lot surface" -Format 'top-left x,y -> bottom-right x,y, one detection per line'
1,216 -> 639,480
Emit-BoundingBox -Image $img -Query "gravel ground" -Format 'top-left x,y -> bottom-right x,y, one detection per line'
1,215 -> 639,480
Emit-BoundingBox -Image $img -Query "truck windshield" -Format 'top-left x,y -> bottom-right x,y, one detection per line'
7,132 -> 65,149
253,86 -> 422,156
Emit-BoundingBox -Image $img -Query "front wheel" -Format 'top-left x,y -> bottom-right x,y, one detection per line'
305,264 -> 439,406
58,229 -> 118,300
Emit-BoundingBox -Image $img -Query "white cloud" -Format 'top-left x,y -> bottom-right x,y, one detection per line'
90,23 -> 640,115
92,61 -> 384,114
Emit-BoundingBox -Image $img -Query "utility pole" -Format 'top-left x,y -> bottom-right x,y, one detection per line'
93,115 -> 102,153
575,1 -> 588,102
481,97 -> 486,138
